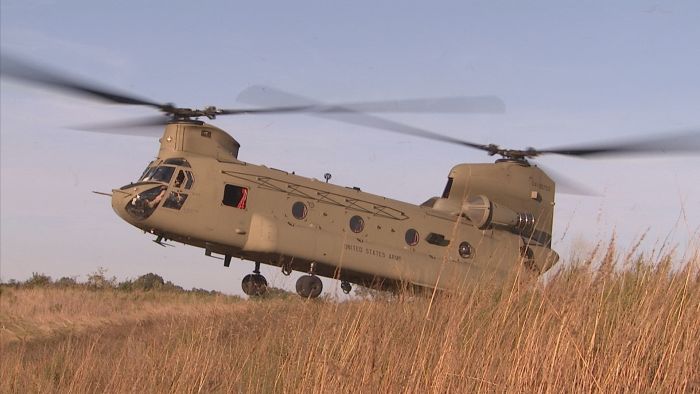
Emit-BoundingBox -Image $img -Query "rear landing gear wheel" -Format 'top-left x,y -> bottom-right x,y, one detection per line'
242,274 -> 268,296
296,275 -> 323,299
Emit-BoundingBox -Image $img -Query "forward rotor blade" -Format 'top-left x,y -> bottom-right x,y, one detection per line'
538,130 -> 700,157
218,105 -> 317,115
235,85 -> 505,114
0,54 -> 166,109
237,85 -> 494,152
312,111 -> 493,151
70,116 -> 169,136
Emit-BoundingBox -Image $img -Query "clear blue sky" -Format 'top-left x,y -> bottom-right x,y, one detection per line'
1,0 -> 699,295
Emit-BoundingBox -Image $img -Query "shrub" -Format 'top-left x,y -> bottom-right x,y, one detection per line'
86,267 -> 116,290
117,279 -> 134,291
55,276 -> 78,288
132,273 -> 165,291
24,272 -> 52,287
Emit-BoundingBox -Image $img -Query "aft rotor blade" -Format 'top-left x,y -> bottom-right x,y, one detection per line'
538,130 -> 700,157
0,54 -> 166,109
236,85 -> 496,152
71,116 -> 169,136
534,162 -> 600,196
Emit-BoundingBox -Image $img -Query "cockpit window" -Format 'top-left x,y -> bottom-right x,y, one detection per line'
142,166 -> 176,183
139,167 -> 156,182
163,158 -> 191,167
184,171 -> 194,189
163,192 -> 188,210
139,167 -> 151,181
125,185 -> 168,220
174,170 -> 186,188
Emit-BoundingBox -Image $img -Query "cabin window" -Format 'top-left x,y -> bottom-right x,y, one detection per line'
441,177 -> 454,198
458,241 -> 473,258
223,184 -> 248,209
349,215 -> 365,233
426,232 -> 450,246
163,192 -> 188,210
405,229 -> 420,246
292,202 -> 308,220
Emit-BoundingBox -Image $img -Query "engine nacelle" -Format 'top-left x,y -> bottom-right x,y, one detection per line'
463,195 -> 535,234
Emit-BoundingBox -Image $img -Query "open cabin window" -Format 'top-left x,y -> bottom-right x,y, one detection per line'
223,184 -> 248,209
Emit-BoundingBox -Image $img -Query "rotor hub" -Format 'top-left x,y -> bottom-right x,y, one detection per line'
164,105 -> 222,120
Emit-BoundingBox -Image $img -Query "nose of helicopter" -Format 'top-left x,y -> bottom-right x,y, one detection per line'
111,183 -> 167,226
111,187 -> 136,225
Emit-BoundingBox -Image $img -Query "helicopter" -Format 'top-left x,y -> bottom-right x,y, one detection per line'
2,56 -> 699,298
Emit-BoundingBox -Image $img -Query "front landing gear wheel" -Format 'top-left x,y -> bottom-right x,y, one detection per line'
242,274 -> 268,296
296,275 -> 323,298
341,281 -> 352,294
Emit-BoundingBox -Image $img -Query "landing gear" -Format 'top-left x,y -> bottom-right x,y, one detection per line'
296,275 -> 323,299
242,274 -> 267,296
281,261 -> 293,276
241,262 -> 267,297
341,281 -> 352,294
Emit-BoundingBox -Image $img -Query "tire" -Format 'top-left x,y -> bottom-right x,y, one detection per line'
296,275 -> 323,298
242,274 -> 268,296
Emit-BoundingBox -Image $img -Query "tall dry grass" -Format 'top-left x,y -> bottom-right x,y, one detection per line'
1,247 -> 699,393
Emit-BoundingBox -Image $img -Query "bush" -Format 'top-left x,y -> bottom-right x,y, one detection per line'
162,281 -> 184,292
55,276 -> 78,288
24,272 -> 52,287
87,267 -> 116,290
132,273 -> 165,291
117,279 -> 134,291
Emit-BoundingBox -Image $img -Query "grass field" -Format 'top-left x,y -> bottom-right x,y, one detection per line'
1,247 -> 699,393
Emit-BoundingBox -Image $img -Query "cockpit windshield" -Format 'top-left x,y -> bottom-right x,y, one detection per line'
140,166 -> 176,183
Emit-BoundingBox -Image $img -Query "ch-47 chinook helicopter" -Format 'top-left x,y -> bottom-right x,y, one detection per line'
3,56 -> 699,298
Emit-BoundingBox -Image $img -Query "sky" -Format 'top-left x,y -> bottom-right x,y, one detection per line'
1,0 -> 699,296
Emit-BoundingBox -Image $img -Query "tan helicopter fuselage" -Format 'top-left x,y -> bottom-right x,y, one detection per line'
111,121 -> 559,291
